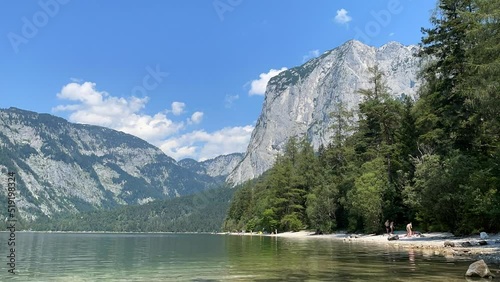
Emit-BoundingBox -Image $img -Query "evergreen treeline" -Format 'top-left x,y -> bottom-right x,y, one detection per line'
224,0 -> 499,235
29,186 -> 234,232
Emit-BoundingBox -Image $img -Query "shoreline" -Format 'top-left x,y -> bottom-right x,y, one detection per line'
225,230 -> 500,266
6,230 -> 500,266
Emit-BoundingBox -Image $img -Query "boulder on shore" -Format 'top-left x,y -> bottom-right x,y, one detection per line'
444,241 -> 455,247
387,235 -> 399,241
461,241 -> 473,247
480,232 -> 489,239
465,260 -> 495,278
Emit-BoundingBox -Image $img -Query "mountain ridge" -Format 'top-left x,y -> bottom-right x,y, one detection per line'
178,153 -> 244,179
0,107 -> 225,220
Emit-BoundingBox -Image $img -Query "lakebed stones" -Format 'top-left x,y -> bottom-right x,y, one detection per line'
465,260 -> 495,278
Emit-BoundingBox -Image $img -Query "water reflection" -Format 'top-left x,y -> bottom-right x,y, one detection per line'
225,236 -> 471,281
0,232 -> 474,281
408,249 -> 416,271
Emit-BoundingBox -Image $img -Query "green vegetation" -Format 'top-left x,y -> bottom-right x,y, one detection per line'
29,186 -> 234,232
225,0 -> 499,235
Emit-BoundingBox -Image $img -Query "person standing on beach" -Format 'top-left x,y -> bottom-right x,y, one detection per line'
385,220 -> 390,235
390,221 -> 394,234
406,222 -> 413,237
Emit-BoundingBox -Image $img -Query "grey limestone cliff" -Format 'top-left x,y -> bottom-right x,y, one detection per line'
178,153 -> 243,179
227,40 -> 421,185
0,108 -> 221,220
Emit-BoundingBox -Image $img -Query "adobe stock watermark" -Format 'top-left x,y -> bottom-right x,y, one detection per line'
354,0 -> 407,43
7,0 -> 70,54
213,0 -> 243,21
131,65 -> 169,96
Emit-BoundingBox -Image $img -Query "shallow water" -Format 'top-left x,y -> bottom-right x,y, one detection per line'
0,232 -> 474,281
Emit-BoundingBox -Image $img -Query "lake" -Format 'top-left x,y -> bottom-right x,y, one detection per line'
1,232 -> 473,281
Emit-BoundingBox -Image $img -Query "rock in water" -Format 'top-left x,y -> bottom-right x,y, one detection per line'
461,241 -> 473,247
465,260 -> 495,278
480,232 -> 489,239
387,235 -> 399,241
444,241 -> 455,247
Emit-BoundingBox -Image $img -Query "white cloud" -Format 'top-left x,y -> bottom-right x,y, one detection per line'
159,139 -> 198,160
53,82 -> 184,142
171,102 -> 185,116
248,67 -> 287,96
302,49 -> 320,63
189,111 -> 204,124
53,81 -> 253,161
389,32 -> 395,37
334,8 -> 352,25
159,125 -> 254,161
224,94 -> 239,108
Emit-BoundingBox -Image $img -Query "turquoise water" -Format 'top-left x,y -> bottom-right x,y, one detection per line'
1,232 -> 473,281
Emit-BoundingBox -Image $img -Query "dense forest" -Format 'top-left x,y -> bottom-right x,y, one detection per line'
29,186 -> 234,232
224,0 -> 499,235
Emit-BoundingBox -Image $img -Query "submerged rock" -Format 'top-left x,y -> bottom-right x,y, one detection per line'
465,260 -> 495,278
444,241 -> 455,247
461,241 -> 473,247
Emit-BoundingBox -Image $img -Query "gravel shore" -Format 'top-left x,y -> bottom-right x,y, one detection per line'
228,230 -> 500,266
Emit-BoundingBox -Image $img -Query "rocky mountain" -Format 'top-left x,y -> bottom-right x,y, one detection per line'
227,40 -> 421,185
178,153 -> 244,179
0,108 -> 222,221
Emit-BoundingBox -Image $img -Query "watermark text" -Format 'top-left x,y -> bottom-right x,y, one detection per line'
6,171 -> 17,275
7,0 -> 70,54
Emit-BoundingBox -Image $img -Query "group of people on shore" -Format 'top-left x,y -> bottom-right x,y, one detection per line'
385,220 -> 413,237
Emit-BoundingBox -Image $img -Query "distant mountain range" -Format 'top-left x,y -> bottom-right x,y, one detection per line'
227,40 -> 421,185
0,39 -> 422,225
0,107 -> 242,221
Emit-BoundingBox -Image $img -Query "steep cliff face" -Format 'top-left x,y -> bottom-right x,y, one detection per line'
0,108 -> 220,220
178,153 -> 244,179
228,40 -> 421,185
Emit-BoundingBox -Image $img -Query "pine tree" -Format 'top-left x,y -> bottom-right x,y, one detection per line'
462,0 -> 500,156
407,0 -> 500,234
347,65 -> 404,232
416,0 -> 476,153
461,0 -> 500,232
357,65 -> 403,177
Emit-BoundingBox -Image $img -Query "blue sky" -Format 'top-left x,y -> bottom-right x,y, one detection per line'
0,0 -> 436,161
